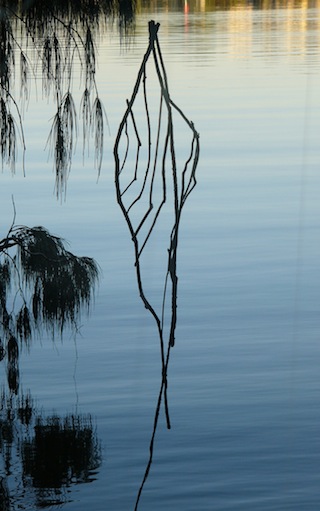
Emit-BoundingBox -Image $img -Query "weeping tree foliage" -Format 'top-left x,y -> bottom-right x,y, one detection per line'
0,222 -> 99,394
114,21 -> 199,510
0,0 -> 136,198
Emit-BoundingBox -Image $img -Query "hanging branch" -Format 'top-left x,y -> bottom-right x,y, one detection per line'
114,20 -> 200,510
1,6 -> 108,195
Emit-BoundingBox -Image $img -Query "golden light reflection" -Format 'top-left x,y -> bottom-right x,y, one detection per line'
138,0 -> 320,13
226,5 -> 254,60
136,0 -> 320,67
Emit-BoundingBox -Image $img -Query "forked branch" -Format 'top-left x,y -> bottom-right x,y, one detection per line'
114,20 -> 199,510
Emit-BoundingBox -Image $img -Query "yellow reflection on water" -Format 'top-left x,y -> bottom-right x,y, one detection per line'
136,0 -> 320,68
138,0 -> 320,13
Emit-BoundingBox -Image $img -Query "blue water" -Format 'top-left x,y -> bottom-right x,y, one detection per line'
1,3 -> 320,510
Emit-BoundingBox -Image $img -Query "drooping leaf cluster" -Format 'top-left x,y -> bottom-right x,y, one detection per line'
0,0 -> 136,197
0,224 -> 99,393
0,13 -> 19,173
0,225 -> 99,341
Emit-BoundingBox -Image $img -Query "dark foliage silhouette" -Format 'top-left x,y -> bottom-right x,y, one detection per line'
0,213 -> 99,394
0,0 -> 136,198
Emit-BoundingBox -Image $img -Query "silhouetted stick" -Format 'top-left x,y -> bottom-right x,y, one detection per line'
114,20 -> 170,430
114,20 -> 199,511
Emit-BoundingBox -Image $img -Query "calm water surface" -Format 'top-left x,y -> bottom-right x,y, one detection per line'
1,2 -> 320,510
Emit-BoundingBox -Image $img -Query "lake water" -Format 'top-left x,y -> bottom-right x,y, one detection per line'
1,1 -> 320,510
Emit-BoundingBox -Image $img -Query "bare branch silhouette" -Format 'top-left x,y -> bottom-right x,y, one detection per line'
114,20 -> 200,510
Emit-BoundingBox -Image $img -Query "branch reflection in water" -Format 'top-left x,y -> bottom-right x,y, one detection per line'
114,20 -> 200,510
0,387 -> 101,509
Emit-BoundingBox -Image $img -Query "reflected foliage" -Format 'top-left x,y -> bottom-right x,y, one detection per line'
0,217 -> 100,506
0,387 -> 101,509
114,21 -> 199,510
0,221 -> 99,394
0,0 -> 136,197
23,415 -> 100,491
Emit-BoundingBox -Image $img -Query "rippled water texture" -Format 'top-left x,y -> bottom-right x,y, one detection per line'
1,2 -> 320,510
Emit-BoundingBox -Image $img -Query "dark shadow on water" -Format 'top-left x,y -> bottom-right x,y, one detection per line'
0,387 -> 101,510
114,20 -> 200,510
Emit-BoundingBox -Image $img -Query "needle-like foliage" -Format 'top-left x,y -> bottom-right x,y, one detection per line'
0,225 -> 100,346
20,51 -> 30,110
0,1 -> 132,195
85,27 -> 96,88
92,96 -> 106,177
0,97 -> 17,172
47,91 -> 78,199
81,87 -> 91,153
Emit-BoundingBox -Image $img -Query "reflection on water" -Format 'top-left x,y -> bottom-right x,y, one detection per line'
1,0 -> 319,188
136,0 -> 320,74
0,387 -> 101,509
1,1 -> 320,510
138,0 -> 320,12
0,221 -> 101,509
141,0 -> 320,73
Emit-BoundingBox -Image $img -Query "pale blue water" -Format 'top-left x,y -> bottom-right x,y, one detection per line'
1,3 -> 320,510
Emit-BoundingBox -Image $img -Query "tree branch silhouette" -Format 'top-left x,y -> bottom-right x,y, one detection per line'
114,20 -> 199,510
0,220 -> 100,394
1,1 -> 130,198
